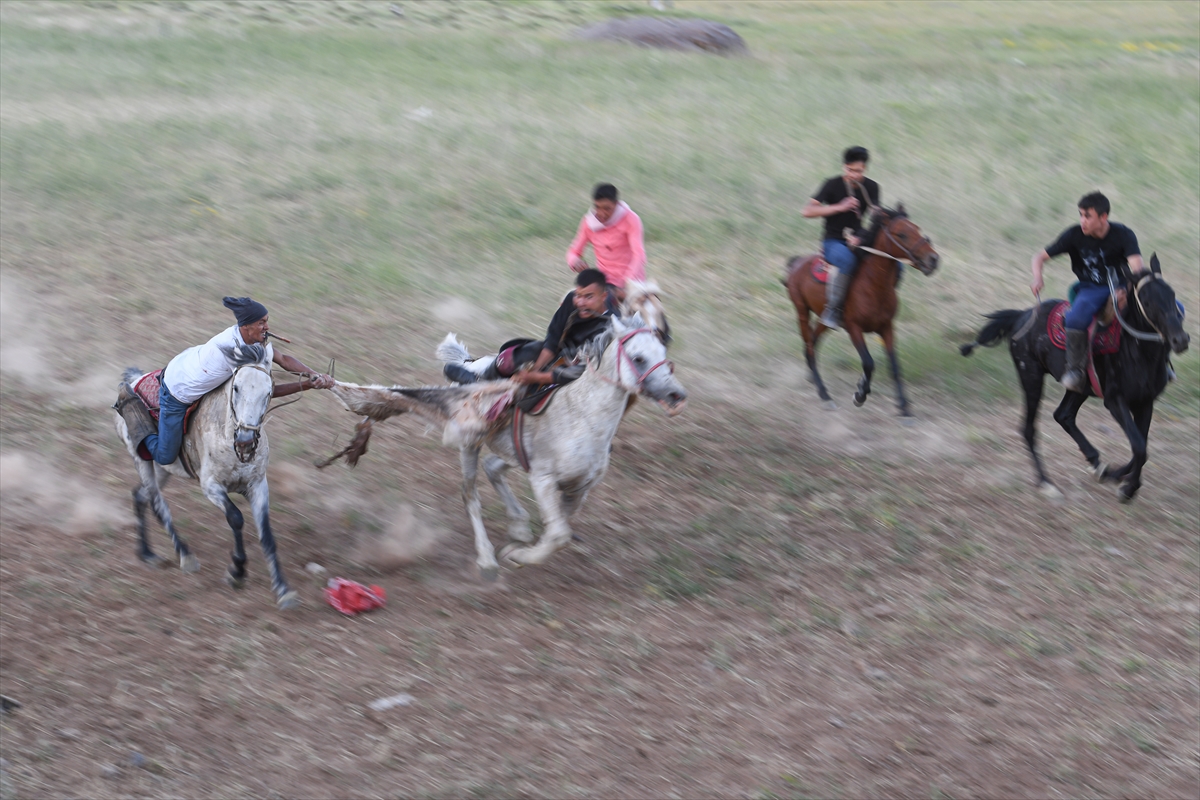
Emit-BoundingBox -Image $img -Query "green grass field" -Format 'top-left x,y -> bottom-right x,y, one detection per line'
2,0 -> 1197,400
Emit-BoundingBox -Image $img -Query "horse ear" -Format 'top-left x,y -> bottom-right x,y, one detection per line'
1150,252 -> 1161,275
897,201 -> 906,215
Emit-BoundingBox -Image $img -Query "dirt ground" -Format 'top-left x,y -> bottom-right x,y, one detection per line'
2,275 -> 1198,798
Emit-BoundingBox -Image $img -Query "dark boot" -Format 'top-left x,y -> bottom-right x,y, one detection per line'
443,363 -> 478,385
819,270 -> 851,330
114,383 -> 158,448
1062,329 -> 1089,393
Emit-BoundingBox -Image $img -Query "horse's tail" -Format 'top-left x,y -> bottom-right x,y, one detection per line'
960,309 -> 1026,356
781,255 -> 807,285
122,366 -> 143,385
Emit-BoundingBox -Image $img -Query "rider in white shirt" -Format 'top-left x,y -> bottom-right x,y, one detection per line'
117,297 -> 334,466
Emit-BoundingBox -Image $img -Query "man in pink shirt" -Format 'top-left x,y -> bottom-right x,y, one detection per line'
566,183 -> 646,301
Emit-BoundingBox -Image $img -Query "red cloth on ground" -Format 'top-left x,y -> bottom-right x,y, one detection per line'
324,578 -> 386,615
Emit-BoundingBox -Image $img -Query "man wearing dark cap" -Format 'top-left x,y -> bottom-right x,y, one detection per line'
116,296 -> 334,467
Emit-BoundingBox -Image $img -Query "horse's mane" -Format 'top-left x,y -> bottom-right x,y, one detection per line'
863,206 -> 907,247
577,313 -> 646,367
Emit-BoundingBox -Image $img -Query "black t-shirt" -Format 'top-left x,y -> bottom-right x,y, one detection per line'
812,176 -> 880,243
543,291 -> 618,360
1045,222 -> 1140,286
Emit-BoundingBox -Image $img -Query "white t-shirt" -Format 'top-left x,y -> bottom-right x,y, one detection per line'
162,325 -> 273,404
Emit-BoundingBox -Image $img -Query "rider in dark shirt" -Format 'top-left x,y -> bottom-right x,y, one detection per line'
443,269 -> 618,385
801,145 -> 881,330
1031,191 -> 1143,393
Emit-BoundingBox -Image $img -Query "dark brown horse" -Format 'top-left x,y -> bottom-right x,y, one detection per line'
784,205 -> 940,415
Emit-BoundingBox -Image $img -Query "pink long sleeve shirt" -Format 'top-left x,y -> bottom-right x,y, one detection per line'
565,202 -> 647,287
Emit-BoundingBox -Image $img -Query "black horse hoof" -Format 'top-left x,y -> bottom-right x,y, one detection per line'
853,393 -> 867,407
1118,485 -> 1138,503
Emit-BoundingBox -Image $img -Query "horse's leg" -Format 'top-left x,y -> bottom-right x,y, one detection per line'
1017,366 -> 1058,493
245,479 -> 298,608
499,472 -> 571,567
483,454 -> 532,543
200,480 -> 248,589
1051,390 -> 1104,474
145,465 -> 198,572
798,306 -> 832,402
461,445 -> 500,581
1105,398 -> 1149,503
848,327 -> 875,407
879,323 -> 910,416
131,460 -> 168,568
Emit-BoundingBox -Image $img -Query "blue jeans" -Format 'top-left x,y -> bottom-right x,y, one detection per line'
142,382 -> 190,465
1065,282 -> 1110,330
823,239 -> 857,276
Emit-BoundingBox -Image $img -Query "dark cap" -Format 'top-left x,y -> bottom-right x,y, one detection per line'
222,296 -> 268,326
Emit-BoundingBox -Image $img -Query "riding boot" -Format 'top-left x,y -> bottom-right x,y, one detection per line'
443,363 -> 478,385
113,383 -> 158,448
819,270 -> 851,330
1061,329 -> 1089,393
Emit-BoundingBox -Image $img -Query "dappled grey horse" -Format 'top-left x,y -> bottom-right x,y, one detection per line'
113,364 -> 298,608
322,314 -> 688,579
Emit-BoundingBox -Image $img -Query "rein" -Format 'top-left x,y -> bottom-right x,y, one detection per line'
586,327 -> 673,392
1107,269 -> 1165,343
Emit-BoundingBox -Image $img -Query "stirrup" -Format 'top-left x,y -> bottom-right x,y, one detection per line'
820,308 -> 843,330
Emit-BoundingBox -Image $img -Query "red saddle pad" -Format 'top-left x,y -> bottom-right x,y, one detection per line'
1046,302 -> 1120,354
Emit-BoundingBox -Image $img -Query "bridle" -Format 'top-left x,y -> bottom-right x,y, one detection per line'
854,217 -> 932,270
587,327 -> 674,392
228,363 -> 272,462
1107,268 -> 1166,343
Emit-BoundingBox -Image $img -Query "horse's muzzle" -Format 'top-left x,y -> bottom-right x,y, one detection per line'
1170,330 -> 1190,355
919,253 -> 940,276
234,428 -> 259,462
657,390 -> 688,417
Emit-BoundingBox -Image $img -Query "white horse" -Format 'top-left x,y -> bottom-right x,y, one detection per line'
113,364 -> 299,609
322,314 -> 687,579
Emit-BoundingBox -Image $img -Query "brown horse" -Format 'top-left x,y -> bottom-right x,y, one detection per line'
783,205 -> 939,416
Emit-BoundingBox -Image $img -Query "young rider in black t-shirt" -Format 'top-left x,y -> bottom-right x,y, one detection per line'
1030,192 -> 1143,392
801,145 -> 880,330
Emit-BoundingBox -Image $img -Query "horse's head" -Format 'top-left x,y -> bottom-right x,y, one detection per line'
871,204 -> 939,276
1132,254 -> 1189,355
622,280 -> 672,346
607,315 -> 687,415
229,364 -> 273,462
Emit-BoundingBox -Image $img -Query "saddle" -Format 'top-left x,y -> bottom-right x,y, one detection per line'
130,369 -> 200,471
510,384 -> 561,472
1047,301 -> 1121,398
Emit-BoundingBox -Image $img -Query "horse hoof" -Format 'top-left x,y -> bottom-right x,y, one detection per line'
822,400 -> 837,411
479,565 -> 499,583
180,554 -> 201,573
277,590 -> 301,610
853,393 -> 866,407
225,568 -> 245,590
141,553 -> 170,570
1117,485 -> 1137,504
1093,462 -> 1110,482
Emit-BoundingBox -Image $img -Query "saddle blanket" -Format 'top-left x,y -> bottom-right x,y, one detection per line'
130,369 -> 200,465
810,258 -> 829,284
1047,301 -> 1120,354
